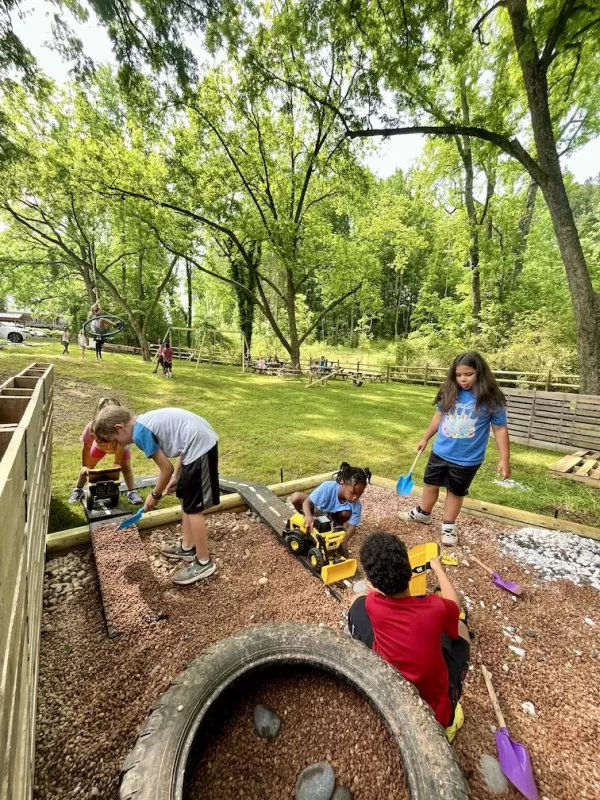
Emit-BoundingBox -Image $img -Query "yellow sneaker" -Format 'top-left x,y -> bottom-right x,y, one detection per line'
445,702 -> 464,743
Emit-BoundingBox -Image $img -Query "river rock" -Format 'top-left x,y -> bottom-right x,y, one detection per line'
331,786 -> 354,800
253,703 -> 281,741
295,762 -> 336,800
479,754 -> 509,795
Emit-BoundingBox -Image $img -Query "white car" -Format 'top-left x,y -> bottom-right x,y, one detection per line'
0,323 -> 32,344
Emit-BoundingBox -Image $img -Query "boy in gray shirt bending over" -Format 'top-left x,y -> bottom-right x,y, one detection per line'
93,406 -> 219,586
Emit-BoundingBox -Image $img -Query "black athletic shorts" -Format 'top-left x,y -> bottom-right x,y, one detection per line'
348,596 -> 470,723
423,452 -> 481,497
176,443 -> 219,515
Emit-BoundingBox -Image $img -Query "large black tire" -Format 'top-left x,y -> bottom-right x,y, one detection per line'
8,331 -> 23,343
118,623 -> 469,800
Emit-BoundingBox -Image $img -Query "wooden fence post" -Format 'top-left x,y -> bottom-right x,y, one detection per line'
545,369 -> 552,392
357,360 -> 360,373
386,364 -> 390,383
424,364 -> 429,385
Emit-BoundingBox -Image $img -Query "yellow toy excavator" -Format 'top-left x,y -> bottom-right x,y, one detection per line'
408,542 -> 440,596
284,512 -> 358,584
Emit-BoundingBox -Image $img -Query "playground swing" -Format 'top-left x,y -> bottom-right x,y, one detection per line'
157,327 -> 246,370
83,271 -> 126,341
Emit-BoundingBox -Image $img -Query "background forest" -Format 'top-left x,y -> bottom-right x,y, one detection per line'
1,0 -> 599,386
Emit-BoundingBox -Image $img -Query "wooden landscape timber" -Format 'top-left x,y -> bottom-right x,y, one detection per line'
0,363 -> 53,800
369,476 -> 600,543
46,472 -> 338,553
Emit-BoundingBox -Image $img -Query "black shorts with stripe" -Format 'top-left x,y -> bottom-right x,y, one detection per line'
176,443 -> 220,515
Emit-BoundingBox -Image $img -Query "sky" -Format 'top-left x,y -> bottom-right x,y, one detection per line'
11,2 -> 600,182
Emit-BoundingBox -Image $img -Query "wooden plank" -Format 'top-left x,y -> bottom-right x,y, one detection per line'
549,471 -> 600,489
509,437 -> 574,453
0,398 -> 30,426
574,459 -> 598,476
548,450 -> 589,471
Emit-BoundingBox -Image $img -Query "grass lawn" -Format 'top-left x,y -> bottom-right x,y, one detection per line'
1,341 -> 599,533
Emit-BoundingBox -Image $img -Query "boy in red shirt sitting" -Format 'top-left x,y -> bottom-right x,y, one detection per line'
348,531 -> 470,740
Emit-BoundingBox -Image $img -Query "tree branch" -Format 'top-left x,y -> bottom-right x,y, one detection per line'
472,2 -> 507,45
347,125 -> 546,186
541,0 -> 577,69
298,283 -> 362,346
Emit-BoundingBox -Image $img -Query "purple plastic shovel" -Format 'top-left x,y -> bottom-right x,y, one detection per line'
482,666 -> 539,800
471,555 -> 522,596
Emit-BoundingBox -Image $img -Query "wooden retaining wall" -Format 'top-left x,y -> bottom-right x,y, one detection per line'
0,363 -> 53,800
505,388 -> 600,453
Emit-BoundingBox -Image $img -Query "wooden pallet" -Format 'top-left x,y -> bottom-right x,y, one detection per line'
548,449 -> 600,488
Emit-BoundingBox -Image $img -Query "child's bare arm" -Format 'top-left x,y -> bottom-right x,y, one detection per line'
301,496 -> 315,531
81,441 -> 92,468
144,449 -> 174,511
165,457 -> 182,494
492,425 -> 511,479
114,443 -> 126,466
417,411 -> 443,451
430,556 -> 461,612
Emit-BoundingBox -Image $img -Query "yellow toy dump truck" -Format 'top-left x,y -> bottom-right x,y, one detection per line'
284,512 -> 358,584
408,542 -> 440,596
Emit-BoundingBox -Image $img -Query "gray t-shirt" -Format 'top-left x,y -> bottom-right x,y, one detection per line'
133,408 -> 218,465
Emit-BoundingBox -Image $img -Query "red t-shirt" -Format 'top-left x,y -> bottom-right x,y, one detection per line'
365,592 -> 459,727
162,346 -> 173,361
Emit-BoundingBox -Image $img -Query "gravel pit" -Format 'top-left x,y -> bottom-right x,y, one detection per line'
35,486 -> 600,800
184,665 -> 406,800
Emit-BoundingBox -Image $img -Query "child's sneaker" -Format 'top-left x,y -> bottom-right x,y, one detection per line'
160,539 -> 196,561
441,523 -> 458,546
445,701 -> 464,743
127,490 -> 143,505
68,487 -> 84,504
172,559 -> 216,585
398,507 -> 432,524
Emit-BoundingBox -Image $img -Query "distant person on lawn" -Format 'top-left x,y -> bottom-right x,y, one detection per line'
162,342 -> 173,378
153,342 -> 164,373
93,405 -> 219,586
61,328 -> 70,355
77,328 -> 88,359
348,531 -> 470,742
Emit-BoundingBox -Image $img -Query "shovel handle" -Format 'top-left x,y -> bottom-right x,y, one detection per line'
481,665 -> 507,729
471,555 -> 493,575
408,448 -> 424,475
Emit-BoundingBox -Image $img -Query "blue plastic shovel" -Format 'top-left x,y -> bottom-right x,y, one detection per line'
396,449 -> 423,496
115,508 -> 144,531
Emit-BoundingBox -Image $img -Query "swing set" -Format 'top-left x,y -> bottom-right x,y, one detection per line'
159,327 -> 247,369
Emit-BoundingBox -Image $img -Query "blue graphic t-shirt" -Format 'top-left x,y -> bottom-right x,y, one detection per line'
432,389 -> 508,467
309,481 -> 362,525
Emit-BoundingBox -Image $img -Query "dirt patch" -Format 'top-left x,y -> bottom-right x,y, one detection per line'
35,488 -> 600,800
185,666 -> 406,800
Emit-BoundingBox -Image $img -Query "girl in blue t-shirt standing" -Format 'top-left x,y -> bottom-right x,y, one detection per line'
290,462 -> 371,546
399,352 -> 510,546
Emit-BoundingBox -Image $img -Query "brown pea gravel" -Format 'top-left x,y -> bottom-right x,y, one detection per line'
184,666 -> 406,800
34,486 -> 600,800
90,522 -> 167,635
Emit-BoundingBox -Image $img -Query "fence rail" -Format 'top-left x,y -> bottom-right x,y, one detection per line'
103,342 -> 583,393
0,363 -> 53,800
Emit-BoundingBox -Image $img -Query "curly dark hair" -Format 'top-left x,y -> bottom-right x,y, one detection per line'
360,532 -> 412,596
336,462 -> 372,487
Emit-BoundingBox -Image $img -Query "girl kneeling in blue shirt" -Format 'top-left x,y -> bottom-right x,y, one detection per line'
290,462 -> 371,547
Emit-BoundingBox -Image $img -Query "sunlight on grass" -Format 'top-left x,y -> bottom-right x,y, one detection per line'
2,342 -> 599,532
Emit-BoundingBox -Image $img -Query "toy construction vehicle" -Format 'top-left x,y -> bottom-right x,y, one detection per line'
408,542 -> 440,596
85,465 -> 122,513
284,512 -> 358,584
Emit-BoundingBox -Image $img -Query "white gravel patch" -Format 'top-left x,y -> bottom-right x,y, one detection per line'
501,527 -> 600,591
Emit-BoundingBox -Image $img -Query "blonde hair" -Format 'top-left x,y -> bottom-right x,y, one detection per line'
92,404 -> 133,440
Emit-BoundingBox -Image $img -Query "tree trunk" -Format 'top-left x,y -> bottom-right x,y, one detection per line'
186,258 -> 193,347
137,252 -> 145,331
285,267 -> 301,368
507,0 -> 600,394
511,179 -> 538,287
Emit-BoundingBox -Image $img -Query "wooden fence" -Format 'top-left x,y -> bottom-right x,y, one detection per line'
0,363 -> 53,800
504,388 -> 600,453
102,342 -> 583,393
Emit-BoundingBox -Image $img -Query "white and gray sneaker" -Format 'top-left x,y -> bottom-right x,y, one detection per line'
398,507 -> 432,524
160,539 -> 196,561
172,559 -> 216,585
441,523 -> 458,547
